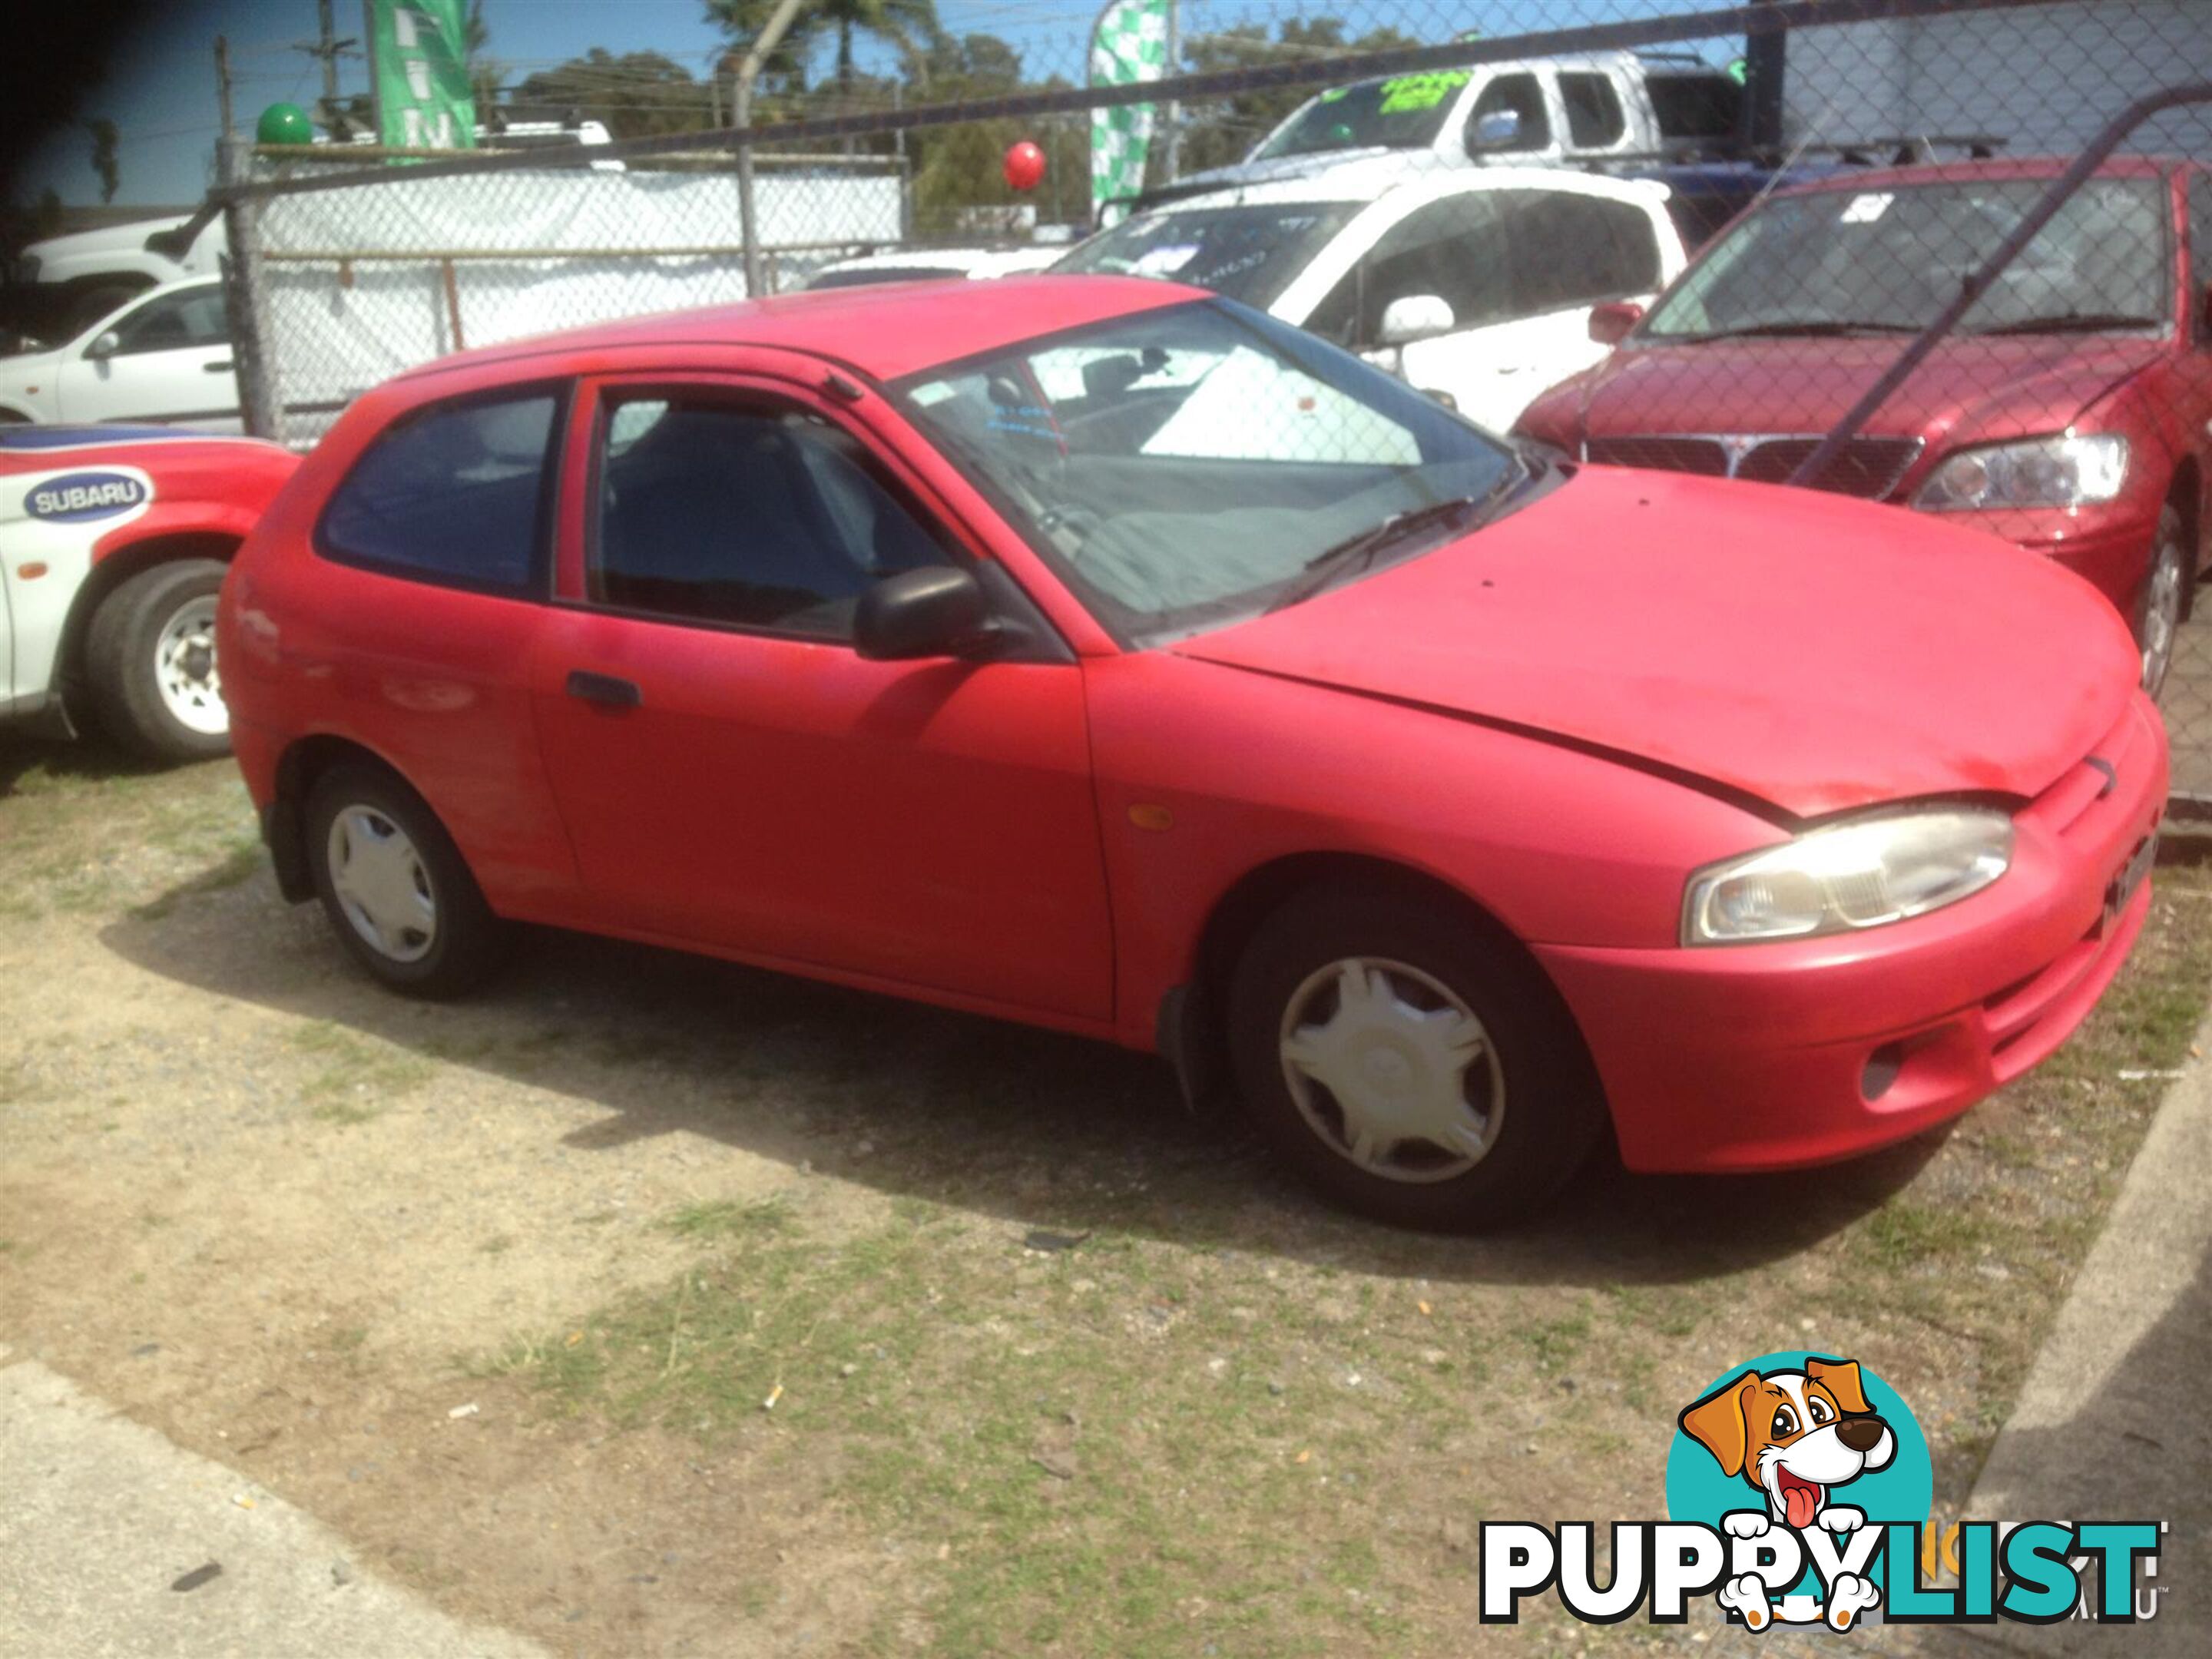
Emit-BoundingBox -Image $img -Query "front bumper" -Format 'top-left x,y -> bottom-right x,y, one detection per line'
1536,693 -> 2167,1174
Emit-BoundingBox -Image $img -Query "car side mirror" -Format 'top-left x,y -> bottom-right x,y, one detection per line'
1469,108 -> 1522,151
854,566 -> 998,662
1588,301 -> 1645,346
1379,293 -> 1456,346
84,330 -> 122,360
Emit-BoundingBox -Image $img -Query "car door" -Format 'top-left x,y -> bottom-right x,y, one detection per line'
528,374 -> 1116,1024
54,284 -> 238,429
1401,189 -> 1671,429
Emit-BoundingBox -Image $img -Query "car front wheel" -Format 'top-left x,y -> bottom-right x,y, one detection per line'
1227,885 -> 1605,1230
84,559 -> 231,763
305,763 -> 507,998
2137,502 -> 2190,700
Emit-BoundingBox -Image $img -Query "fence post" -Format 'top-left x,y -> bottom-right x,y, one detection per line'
214,41 -> 282,445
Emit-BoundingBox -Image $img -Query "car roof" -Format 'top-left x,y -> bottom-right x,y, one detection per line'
396,274 -> 1205,386
1777,154 -> 2185,196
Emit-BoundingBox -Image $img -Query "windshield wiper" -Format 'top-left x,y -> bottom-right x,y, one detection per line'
1263,467 -> 1525,616
1969,312 -> 2164,336
1681,320 -> 1922,341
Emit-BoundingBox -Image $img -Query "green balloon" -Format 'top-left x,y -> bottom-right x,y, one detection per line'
257,102 -> 315,145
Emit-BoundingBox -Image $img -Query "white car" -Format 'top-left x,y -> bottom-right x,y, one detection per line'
1,426 -> 296,760
1055,162 -> 1689,431
0,276 -> 240,431
804,246 -> 1066,291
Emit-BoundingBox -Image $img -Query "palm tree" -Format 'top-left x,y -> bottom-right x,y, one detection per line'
705,0 -> 939,100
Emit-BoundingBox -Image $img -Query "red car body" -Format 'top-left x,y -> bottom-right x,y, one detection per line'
220,277 -> 2164,1197
1516,158 -> 2212,663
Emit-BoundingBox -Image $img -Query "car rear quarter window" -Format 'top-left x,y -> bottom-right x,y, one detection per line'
1647,73 -> 1743,141
316,390 -> 561,594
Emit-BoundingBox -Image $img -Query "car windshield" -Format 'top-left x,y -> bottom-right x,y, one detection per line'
1642,177 -> 2171,339
1253,72 -> 1469,161
1054,203 -> 1361,310
895,299 -> 1522,644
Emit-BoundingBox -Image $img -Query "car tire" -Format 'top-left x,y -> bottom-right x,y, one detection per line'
84,559 -> 232,763
305,763 -> 507,998
1227,884 -> 1606,1230
2137,502 -> 2190,700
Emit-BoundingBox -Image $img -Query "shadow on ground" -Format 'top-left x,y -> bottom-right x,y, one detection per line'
100,858 -> 1939,1290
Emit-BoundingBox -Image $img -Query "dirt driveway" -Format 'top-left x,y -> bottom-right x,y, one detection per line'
5,744 -> 2208,1655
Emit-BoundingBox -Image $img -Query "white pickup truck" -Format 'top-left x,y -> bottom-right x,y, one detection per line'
1164,49 -> 1743,200
1056,160 -> 1689,431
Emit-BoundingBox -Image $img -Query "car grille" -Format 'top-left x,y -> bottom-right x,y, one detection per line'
1580,435 -> 1730,475
1584,435 -> 1924,499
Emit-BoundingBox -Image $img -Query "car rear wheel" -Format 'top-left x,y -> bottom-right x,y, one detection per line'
305,763 -> 507,998
84,559 -> 231,763
1227,885 -> 1605,1230
2137,502 -> 2189,700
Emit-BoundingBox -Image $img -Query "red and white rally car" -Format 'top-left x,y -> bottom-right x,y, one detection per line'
2,426 -> 296,761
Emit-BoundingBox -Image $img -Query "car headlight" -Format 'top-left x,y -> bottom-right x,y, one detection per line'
1914,433 -> 2128,511
1683,807 -> 2013,945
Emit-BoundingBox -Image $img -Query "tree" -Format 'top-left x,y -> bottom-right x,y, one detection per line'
512,50 -> 713,139
704,0 -> 941,103
1175,17 -> 1419,177
84,118 -> 119,204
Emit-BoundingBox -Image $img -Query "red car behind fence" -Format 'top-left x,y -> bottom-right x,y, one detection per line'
1516,157 -> 2212,698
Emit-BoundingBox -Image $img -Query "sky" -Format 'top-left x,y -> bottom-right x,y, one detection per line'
9,0 -> 1733,210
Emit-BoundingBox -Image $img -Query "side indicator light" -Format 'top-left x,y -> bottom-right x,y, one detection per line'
1128,804 -> 1174,832
17,562 -> 48,580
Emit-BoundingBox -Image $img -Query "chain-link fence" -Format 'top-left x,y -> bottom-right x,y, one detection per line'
202,0 -> 2212,798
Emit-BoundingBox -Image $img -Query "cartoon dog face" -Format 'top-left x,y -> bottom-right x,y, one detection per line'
1679,1357 -> 1896,1531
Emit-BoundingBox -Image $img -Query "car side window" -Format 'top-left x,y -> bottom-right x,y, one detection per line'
1466,73 -> 1550,154
318,391 -> 559,593
1558,73 -> 1627,148
591,396 -> 951,639
106,288 -> 230,356
1306,195 -> 1512,349
1507,193 -> 1664,311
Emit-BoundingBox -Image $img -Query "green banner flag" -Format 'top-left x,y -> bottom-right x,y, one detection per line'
1090,0 -> 1169,218
369,0 -> 477,150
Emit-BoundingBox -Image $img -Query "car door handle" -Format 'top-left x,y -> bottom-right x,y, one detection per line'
204,360 -> 233,373
565,670 -> 641,708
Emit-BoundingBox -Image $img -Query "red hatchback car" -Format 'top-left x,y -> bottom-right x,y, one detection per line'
1516,157 -> 2212,695
221,278 -> 2164,1228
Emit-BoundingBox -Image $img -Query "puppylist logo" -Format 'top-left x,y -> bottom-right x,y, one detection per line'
1480,1351 -> 2167,1631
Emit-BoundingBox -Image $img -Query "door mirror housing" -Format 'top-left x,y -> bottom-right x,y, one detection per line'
853,566 -> 998,662
84,329 -> 122,361
1469,108 -> 1522,151
1379,293 -> 1456,346
1588,300 -> 1645,346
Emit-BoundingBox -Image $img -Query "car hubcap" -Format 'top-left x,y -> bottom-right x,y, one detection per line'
2141,538 -> 2185,697
154,596 -> 227,735
326,806 -> 437,963
1278,957 -> 1505,1184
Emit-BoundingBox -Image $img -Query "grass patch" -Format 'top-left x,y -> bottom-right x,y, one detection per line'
286,1021 -> 434,1116
127,838 -> 263,920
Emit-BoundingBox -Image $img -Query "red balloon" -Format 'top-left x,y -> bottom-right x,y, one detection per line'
1002,140 -> 1046,193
